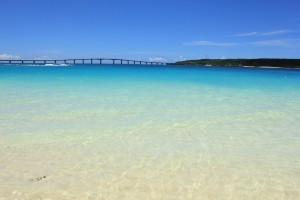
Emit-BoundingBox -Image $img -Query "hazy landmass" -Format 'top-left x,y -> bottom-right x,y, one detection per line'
174,59 -> 300,68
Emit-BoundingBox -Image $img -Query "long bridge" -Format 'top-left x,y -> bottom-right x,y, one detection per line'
0,58 -> 167,65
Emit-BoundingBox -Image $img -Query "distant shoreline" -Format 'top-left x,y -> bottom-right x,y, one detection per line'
170,65 -> 300,70
173,59 -> 300,69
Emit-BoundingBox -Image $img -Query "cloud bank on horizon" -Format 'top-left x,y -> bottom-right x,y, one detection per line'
0,54 -> 21,60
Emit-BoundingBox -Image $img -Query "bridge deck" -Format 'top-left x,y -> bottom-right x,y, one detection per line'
0,58 -> 166,65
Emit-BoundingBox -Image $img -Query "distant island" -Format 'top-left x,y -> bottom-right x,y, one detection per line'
173,59 -> 300,68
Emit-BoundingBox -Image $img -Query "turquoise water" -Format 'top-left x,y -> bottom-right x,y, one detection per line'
0,64 -> 300,199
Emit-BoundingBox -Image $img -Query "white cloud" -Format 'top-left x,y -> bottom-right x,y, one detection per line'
178,56 -> 186,60
172,56 -> 187,62
250,39 -> 298,47
149,57 -> 166,62
0,54 -> 21,60
34,56 -> 49,60
261,29 -> 292,36
232,29 -> 295,37
233,32 -> 258,37
184,39 -> 300,49
184,40 -> 238,46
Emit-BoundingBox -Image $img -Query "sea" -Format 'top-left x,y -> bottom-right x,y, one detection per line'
0,64 -> 299,199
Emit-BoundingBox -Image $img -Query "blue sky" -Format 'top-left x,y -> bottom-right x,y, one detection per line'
1,0 -> 300,62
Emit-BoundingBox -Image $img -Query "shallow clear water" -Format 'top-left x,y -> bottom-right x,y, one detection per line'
0,64 -> 300,199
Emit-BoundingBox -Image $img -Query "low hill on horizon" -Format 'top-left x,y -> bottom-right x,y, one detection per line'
174,59 -> 300,68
